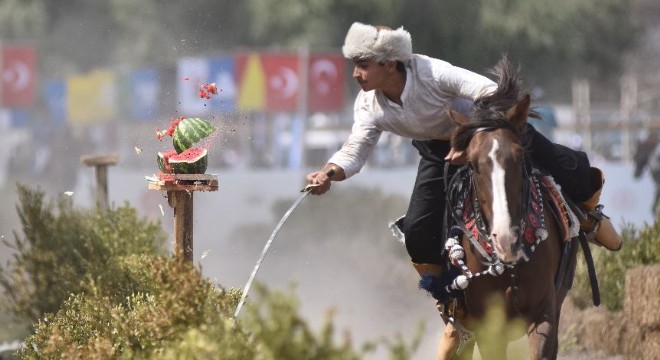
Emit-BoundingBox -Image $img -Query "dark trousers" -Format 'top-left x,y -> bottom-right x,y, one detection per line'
403,126 -> 595,265
523,124 -> 595,202
403,140 -> 457,264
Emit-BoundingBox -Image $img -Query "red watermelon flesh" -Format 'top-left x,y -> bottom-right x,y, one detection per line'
167,147 -> 208,174
157,149 -> 179,173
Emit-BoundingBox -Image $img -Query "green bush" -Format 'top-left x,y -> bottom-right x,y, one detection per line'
17,255 -> 379,360
0,184 -> 167,323
240,283 -> 364,360
18,255 -> 251,359
3,185 -> 421,359
570,214 -> 660,311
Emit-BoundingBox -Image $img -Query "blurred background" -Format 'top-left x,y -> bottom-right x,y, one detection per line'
1,0 -> 659,358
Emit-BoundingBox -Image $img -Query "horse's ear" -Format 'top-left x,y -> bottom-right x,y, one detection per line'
444,104 -> 469,126
505,94 -> 531,130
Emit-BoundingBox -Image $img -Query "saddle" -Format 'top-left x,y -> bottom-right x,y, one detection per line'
389,165 -> 600,302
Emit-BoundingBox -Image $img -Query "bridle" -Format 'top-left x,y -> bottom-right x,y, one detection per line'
445,126 -> 538,266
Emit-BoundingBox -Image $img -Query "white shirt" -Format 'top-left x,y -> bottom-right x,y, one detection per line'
328,54 -> 497,178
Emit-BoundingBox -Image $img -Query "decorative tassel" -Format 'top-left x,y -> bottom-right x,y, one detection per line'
418,266 -> 461,303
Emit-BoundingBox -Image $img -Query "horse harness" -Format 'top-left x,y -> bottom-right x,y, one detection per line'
440,126 -> 579,296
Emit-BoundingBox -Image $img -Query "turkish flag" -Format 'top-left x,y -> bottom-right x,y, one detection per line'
262,53 -> 300,112
308,54 -> 345,112
2,45 -> 37,107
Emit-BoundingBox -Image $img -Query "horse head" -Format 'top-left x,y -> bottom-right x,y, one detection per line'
448,57 -> 532,263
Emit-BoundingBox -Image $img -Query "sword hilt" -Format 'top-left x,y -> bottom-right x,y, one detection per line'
301,168 -> 336,192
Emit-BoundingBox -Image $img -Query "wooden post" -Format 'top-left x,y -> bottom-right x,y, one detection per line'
81,154 -> 119,211
169,190 -> 194,262
148,174 -> 218,263
620,76 -> 637,163
572,79 -> 591,154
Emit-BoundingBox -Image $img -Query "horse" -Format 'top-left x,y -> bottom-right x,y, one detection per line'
439,58 -> 579,359
633,131 -> 660,215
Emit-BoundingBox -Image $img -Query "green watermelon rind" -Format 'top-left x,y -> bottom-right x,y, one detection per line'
173,118 -> 217,153
168,148 -> 208,174
157,150 -> 178,173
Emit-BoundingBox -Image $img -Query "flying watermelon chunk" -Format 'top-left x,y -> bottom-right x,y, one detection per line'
173,117 -> 217,153
157,147 -> 208,174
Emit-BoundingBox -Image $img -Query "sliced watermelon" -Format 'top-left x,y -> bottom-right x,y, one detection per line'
173,118 -> 217,153
157,149 -> 179,173
167,147 -> 208,174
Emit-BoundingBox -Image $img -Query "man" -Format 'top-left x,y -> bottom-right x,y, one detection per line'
634,131 -> 660,215
305,22 -> 621,359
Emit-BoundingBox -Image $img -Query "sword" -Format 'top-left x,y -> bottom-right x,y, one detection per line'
233,169 -> 335,319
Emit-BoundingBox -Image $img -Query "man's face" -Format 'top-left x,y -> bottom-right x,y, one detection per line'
351,58 -> 389,92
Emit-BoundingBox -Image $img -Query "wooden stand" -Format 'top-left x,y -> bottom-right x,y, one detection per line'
81,154 -> 119,211
147,174 -> 218,263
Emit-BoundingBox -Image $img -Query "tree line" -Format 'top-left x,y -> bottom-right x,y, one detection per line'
0,0 -> 639,101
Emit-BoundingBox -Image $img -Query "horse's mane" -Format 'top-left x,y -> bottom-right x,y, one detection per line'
452,56 -> 538,151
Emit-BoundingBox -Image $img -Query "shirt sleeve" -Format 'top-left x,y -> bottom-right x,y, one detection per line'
327,94 -> 382,178
435,63 -> 497,101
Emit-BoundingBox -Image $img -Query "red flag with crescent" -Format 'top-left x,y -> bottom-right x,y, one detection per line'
308,53 -> 345,112
261,53 -> 300,112
2,45 -> 37,107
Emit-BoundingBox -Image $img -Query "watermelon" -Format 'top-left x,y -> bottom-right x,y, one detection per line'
173,118 -> 217,153
157,149 -> 179,173
167,147 -> 208,174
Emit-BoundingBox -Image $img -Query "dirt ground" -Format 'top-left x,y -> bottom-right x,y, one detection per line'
558,352 -> 623,360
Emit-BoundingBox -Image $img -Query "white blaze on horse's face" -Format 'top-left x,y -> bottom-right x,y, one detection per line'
488,139 -> 521,262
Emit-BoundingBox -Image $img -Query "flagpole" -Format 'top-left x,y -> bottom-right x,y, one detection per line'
0,38 -> 4,109
296,44 -> 309,169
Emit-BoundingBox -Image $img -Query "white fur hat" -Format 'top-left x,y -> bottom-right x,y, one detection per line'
342,22 -> 412,63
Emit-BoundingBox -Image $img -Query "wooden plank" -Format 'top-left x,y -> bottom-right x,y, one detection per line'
166,174 -> 218,181
145,173 -> 218,191
146,173 -> 219,191
81,154 -> 119,167
148,182 -> 218,192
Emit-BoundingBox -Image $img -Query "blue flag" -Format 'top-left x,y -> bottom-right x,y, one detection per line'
208,57 -> 236,112
131,68 -> 160,121
43,79 -> 66,127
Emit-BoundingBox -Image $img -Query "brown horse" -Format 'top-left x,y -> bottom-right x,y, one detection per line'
441,58 -> 578,359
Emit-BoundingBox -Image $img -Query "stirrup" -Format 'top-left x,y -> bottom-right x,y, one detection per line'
581,204 -> 604,244
437,299 -> 474,356
580,204 -> 621,251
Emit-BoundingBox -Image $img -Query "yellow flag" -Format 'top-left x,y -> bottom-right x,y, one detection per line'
67,69 -> 117,125
237,54 -> 265,111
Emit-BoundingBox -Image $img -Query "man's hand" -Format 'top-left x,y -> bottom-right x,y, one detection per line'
305,166 -> 344,195
444,147 -> 467,165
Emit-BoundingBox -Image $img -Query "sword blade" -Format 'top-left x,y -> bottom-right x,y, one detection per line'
233,168 -> 334,320
233,190 -> 311,319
